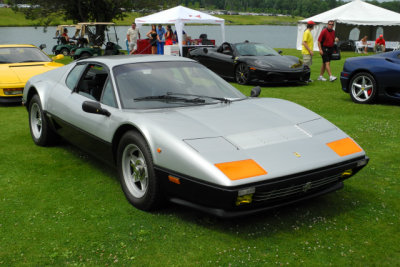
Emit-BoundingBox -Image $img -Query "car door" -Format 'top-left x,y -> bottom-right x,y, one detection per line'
205,44 -> 235,78
47,62 -> 119,162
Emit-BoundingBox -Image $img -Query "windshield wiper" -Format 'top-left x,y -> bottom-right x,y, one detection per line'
134,94 -> 205,103
166,92 -> 232,103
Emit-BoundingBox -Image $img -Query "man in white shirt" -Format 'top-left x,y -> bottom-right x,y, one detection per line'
127,23 -> 140,55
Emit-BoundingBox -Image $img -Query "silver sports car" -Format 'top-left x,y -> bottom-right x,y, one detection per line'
23,55 -> 368,218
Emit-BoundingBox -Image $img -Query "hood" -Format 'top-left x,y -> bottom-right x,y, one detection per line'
141,98 -> 320,141
240,55 -> 302,70
0,62 -> 63,85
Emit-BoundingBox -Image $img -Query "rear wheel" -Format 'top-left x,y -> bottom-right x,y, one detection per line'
235,63 -> 250,85
349,72 -> 377,104
28,94 -> 57,146
117,131 -> 162,211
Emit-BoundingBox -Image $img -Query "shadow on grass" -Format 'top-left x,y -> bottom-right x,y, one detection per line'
153,184 -> 372,238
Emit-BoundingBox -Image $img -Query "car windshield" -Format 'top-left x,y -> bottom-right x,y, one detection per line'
0,47 -> 51,64
235,43 -> 279,56
113,61 -> 246,109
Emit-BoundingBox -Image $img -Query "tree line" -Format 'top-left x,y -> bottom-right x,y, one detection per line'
7,0 -> 400,25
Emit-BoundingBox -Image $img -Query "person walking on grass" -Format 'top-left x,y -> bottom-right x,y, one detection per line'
302,20 -> 315,82
317,20 -> 337,82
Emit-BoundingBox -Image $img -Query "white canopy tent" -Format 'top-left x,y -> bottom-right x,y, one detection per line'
296,0 -> 400,51
135,6 -> 225,56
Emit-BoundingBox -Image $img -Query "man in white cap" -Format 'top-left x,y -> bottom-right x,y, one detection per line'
302,20 -> 315,82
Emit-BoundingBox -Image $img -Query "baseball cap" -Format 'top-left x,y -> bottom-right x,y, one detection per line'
379,34 -> 383,38
307,21 -> 316,25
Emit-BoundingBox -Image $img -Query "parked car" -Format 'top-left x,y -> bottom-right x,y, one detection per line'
188,41 -> 310,85
0,44 -> 64,104
340,50 -> 400,104
23,55 -> 368,218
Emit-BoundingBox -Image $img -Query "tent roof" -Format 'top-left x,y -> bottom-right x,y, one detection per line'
135,5 -> 224,25
299,0 -> 400,26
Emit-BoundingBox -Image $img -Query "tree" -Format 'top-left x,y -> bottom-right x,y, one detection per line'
9,0 -> 160,25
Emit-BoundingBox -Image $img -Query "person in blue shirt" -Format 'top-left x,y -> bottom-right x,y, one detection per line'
156,24 -> 166,54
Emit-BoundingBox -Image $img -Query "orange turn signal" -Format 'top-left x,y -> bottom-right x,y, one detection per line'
327,137 -> 362,157
168,175 -> 181,184
215,159 -> 267,181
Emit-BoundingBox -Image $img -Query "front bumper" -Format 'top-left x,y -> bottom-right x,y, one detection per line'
249,68 -> 310,84
340,71 -> 351,93
0,95 -> 23,104
157,156 -> 368,218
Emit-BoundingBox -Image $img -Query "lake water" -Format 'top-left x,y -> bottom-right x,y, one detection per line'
0,25 -> 297,54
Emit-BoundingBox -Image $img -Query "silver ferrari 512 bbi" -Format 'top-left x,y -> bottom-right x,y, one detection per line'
22,55 -> 368,218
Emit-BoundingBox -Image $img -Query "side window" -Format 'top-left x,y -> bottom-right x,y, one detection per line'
77,64 -> 109,101
101,79 -> 117,107
66,64 -> 86,90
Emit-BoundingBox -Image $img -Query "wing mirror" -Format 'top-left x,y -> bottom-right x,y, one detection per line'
82,101 -> 111,117
250,86 -> 261,97
52,54 -> 64,61
203,47 -> 208,54
278,50 -> 283,55
39,44 -> 46,50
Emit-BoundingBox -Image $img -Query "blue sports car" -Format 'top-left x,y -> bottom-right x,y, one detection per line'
340,50 -> 400,104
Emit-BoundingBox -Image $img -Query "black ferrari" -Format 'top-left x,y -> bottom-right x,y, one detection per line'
188,41 -> 310,85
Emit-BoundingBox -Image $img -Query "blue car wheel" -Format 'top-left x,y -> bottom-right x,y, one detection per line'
349,72 -> 377,104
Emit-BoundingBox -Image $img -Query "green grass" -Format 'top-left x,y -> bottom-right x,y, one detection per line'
0,8 -> 300,27
0,50 -> 399,265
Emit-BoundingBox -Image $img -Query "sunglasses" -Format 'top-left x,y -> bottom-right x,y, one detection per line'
328,23 -> 334,25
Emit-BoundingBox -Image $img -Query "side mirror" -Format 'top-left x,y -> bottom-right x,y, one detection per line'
250,86 -> 261,97
52,54 -> 64,61
203,47 -> 208,54
278,50 -> 283,55
82,101 -> 111,117
39,44 -> 46,50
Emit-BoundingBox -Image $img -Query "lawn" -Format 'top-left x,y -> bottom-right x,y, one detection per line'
0,50 -> 399,266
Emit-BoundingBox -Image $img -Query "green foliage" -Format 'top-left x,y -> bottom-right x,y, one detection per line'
0,50 -> 399,265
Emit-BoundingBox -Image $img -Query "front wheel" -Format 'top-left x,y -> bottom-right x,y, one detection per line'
235,63 -> 250,85
28,94 -> 58,146
117,131 -> 162,211
349,72 -> 377,104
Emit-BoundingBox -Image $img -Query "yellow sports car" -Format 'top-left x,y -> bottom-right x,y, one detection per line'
0,44 -> 64,104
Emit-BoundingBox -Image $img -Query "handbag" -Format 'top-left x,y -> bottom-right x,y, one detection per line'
331,44 -> 341,60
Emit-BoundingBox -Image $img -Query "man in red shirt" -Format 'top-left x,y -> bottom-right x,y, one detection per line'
317,20 -> 337,82
375,34 -> 386,52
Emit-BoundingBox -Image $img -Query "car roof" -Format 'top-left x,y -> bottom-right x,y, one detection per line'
77,55 -> 195,68
0,44 -> 37,48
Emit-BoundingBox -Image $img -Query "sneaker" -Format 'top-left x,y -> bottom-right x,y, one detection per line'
317,76 -> 327,81
329,76 -> 337,82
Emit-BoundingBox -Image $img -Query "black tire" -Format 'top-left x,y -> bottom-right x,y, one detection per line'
117,131 -> 162,211
28,94 -> 58,146
235,63 -> 250,85
349,72 -> 377,104
60,48 -> 69,56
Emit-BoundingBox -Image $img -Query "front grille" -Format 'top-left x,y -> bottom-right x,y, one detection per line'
253,173 -> 341,202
